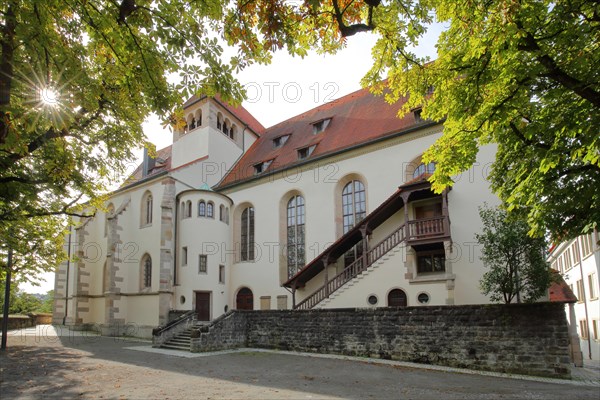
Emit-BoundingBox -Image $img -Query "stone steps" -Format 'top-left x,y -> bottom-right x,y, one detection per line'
158,321 -> 210,352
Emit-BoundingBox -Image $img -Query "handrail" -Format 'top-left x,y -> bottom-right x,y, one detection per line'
152,310 -> 196,336
295,224 -> 406,310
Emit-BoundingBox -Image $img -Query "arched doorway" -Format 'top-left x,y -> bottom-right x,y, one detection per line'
236,287 -> 254,310
388,289 -> 407,307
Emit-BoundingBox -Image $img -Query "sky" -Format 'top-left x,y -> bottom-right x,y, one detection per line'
21,24 -> 444,294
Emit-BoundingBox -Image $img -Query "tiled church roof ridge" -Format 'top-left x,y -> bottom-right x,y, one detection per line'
216,86 -> 434,189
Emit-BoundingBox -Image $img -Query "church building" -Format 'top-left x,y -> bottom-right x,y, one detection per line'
53,86 -> 500,338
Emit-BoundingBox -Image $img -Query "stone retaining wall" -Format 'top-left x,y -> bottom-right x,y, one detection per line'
189,303 -> 572,379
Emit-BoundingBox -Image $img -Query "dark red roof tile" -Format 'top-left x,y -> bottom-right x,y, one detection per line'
548,270 -> 578,303
217,87 -> 426,188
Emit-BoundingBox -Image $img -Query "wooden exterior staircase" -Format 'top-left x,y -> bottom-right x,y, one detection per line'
295,222 -> 409,310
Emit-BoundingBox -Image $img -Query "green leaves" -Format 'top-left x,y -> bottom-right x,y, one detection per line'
476,205 -> 553,304
359,0 -> 599,241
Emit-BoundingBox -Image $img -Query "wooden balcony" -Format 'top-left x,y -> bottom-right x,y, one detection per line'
406,215 -> 450,245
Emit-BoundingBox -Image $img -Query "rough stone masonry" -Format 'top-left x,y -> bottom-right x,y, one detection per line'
190,303 -> 572,379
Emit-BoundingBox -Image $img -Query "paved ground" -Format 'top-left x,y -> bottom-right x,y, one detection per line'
1,326 -> 599,399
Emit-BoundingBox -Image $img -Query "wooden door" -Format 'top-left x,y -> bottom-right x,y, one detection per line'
236,287 -> 254,310
414,203 -> 443,236
195,292 -> 210,321
388,289 -> 407,307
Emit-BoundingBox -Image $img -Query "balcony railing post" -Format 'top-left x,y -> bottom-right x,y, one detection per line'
322,256 -> 330,297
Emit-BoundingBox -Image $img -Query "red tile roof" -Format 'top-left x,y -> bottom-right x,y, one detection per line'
548,270 -> 578,303
184,94 -> 265,136
121,145 -> 173,188
217,87 -> 430,188
122,88 -> 433,190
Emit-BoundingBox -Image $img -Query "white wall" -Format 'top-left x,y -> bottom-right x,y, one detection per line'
223,126 -> 499,310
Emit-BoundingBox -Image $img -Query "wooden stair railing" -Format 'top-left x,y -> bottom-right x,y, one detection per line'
295,224 -> 406,310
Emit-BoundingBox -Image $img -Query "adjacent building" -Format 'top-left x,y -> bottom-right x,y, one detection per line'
548,233 -> 600,361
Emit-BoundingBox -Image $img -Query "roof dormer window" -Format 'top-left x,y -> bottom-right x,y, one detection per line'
253,159 -> 273,175
297,145 -> 316,160
272,134 -> 290,149
312,118 -> 331,134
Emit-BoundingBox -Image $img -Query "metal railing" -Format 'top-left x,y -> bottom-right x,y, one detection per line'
152,310 -> 195,337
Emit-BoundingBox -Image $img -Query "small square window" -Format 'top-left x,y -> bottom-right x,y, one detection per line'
273,135 -> 290,148
182,247 -> 188,266
297,145 -> 316,160
312,118 -> 331,134
417,251 -> 445,274
219,265 -> 225,284
253,160 -> 273,175
414,109 -> 423,123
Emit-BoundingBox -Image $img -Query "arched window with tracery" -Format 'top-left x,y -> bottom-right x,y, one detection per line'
342,180 -> 366,266
241,207 -> 255,261
286,195 -> 305,278
207,202 -> 214,218
198,200 -> 206,217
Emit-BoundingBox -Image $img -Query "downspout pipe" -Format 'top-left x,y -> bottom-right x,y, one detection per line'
63,227 -> 72,325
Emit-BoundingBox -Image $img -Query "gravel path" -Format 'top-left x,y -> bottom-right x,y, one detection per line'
1,327 -> 599,399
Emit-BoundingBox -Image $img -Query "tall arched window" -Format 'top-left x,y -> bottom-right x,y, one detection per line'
219,204 -> 225,222
287,196 -> 305,278
207,202 -> 214,218
222,120 -> 229,135
141,254 -> 152,289
241,207 -> 255,261
342,180 -> 366,233
198,200 -> 206,217
195,109 -> 202,127
342,180 -> 366,266
141,191 -> 153,226
217,113 -> 223,130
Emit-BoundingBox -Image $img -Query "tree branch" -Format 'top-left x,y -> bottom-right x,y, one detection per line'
331,0 -> 375,37
516,21 -> 600,108
508,122 -> 551,150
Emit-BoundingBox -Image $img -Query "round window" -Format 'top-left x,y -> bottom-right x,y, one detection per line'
180,295 -> 186,304
367,295 -> 378,305
417,293 -> 430,304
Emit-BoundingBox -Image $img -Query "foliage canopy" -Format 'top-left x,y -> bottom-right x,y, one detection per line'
225,0 -> 600,240
1,1 -> 598,285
